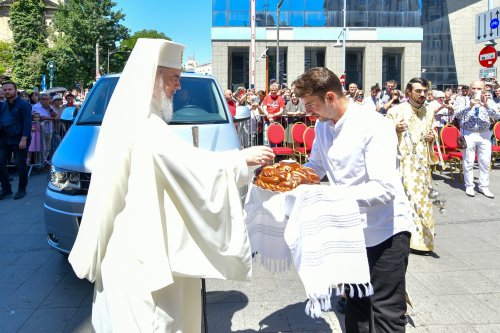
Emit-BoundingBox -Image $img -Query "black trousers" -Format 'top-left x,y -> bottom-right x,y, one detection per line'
0,137 -> 29,193
345,232 -> 410,333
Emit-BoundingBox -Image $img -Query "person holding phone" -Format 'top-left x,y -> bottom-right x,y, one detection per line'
453,80 -> 500,198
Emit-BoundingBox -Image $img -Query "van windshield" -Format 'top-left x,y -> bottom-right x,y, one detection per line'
77,75 -> 229,125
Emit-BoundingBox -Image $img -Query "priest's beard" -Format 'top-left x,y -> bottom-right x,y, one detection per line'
156,77 -> 174,123
159,92 -> 173,123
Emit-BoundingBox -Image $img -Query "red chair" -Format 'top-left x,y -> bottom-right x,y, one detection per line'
301,126 -> 316,163
267,123 -> 294,161
305,115 -> 317,126
440,124 -> 463,181
491,121 -> 500,168
291,122 -> 307,163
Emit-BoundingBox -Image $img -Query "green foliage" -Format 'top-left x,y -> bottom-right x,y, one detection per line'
52,0 -> 129,86
107,29 -> 171,74
9,0 -> 47,89
0,41 -> 13,77
43,44 -> 79,89
121,29 -> 171,51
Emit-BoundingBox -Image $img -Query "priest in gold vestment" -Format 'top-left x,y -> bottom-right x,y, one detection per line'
387,77 -> 437,254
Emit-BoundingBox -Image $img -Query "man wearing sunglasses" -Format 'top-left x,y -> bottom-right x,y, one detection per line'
454,80 -> 500,198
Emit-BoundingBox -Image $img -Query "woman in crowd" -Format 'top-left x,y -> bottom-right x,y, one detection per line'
284,92 -> 305,146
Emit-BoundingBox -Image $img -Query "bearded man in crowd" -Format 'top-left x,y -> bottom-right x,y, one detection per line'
387,78 -> 437,254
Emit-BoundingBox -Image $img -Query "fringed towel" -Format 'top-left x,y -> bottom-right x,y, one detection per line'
244,184 -> 373,318
244,183 -> 292,271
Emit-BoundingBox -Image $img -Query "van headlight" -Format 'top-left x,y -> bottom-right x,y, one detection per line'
49,166 -> 83,194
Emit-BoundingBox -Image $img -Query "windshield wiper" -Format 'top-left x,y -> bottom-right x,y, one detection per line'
77,121 -> 102,125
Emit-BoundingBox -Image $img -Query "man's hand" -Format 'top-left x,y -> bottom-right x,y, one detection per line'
395,119 -> 407,133
19,137 -> 27,150
423,131 -> 435,143
241,146 -> 275,166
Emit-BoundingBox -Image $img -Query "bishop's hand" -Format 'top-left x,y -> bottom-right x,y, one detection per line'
241,146 -> 275,166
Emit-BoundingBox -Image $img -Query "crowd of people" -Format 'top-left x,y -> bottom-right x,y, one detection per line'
0,82 -> 84,200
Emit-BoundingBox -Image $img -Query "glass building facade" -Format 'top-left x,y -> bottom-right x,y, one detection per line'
421,0 -> 457,89
213,0 -> 466,90
213,0 -> 422,28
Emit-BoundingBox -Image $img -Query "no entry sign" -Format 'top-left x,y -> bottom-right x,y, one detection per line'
479,45 -> 498,67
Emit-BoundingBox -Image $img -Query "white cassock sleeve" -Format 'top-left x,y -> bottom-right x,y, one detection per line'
147,116 -> 252,284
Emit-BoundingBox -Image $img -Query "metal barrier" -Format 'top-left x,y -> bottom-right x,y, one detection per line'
27,121 -> 46,177
236,113 -> 316,149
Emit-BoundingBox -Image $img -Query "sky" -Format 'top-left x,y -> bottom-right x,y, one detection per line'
114,1 -> 213,65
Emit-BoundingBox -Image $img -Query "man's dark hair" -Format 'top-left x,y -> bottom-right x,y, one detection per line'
292,67 -> 343,99
371,83 -> 381,92
405,77 -> 429,93
2,81 -> 17,90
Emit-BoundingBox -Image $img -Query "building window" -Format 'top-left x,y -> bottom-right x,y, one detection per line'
229,48 -> 249,90
213,11 -> 227,26
346,50 -> 364,88
305,47 -> 325,70
382,50 -> 402,87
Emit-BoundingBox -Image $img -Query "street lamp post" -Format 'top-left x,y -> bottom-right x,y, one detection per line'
46,60 -> 56,89
334,0 -> 347,87
107,49 -> 131,74
342,0 -> 346,79
276,0 -> 284,84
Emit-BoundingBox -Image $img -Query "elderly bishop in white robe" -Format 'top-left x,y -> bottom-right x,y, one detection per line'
68,38 -> 274,332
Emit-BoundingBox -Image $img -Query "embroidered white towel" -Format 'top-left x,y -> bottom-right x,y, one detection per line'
244,184 -> 372,318
284,185 -> 372,318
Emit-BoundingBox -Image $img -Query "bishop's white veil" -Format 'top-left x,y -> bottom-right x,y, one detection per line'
69,39 -> 185,284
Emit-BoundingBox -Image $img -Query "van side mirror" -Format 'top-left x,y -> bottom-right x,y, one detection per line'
233,105 -> 251,123
60,107 -> 77,123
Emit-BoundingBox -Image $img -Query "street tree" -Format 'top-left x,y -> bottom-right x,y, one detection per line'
52,0 -> 129,86
43,43 -> 79,89
121,29 -> 171,50
0,41 -> 13,78
107,29 -> 171,73
9,0 -> 47,89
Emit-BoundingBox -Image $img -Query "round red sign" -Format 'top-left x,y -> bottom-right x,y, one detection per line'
478,46 -> 498,68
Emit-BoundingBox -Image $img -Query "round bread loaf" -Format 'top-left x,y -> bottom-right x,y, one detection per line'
254,161 -> 320,192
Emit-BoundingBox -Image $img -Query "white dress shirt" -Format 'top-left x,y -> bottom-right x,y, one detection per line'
306,104 -> 413,247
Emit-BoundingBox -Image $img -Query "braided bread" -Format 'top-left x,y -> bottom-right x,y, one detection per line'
254,161 -> 320,192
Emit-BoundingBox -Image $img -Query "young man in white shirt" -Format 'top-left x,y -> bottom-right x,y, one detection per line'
293,68 -> 413,333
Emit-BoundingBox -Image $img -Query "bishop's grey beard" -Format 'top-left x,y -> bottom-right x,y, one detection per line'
159,92 -> 173,123
156,77 -> 173,123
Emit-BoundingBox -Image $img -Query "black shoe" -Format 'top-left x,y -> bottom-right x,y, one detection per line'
337,297 -> 346,314
13,190 -> 26,200
0,190 -> 14,200
410,249 -> 431,256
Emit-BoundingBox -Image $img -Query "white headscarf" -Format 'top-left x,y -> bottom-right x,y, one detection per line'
69,39 -> 185,284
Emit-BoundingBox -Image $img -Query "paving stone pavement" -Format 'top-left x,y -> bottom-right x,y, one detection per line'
0,164 -> 499,332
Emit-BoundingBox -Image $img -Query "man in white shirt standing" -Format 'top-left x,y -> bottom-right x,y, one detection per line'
293,68 -> 413,333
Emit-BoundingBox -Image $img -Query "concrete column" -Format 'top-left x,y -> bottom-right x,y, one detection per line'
212,41 -> 229,90
287,42 -> 304,85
